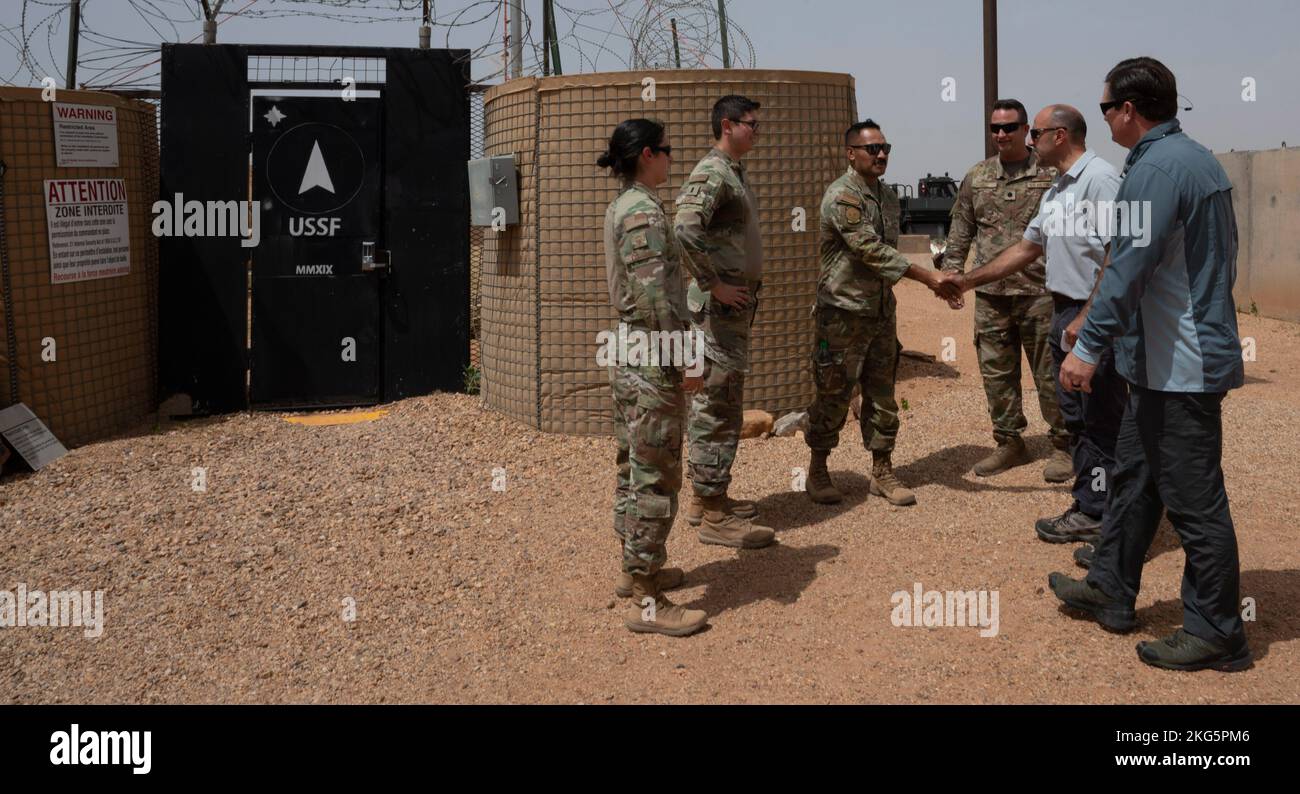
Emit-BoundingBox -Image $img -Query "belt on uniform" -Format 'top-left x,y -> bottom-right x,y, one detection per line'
1051,292 -> 1086,310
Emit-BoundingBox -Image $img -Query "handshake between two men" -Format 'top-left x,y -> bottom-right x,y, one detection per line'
920,237 -> 1098,393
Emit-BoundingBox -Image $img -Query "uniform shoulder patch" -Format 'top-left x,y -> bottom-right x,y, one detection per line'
687,171 -> 710,184
834,192 -> 863,208
622,211 -> 653,232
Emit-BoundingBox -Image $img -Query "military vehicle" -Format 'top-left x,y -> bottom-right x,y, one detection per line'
889,173 -> 959,238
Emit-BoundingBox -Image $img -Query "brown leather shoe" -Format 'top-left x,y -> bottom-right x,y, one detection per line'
697,495 -> 775,548
684,490 -> 756,526
614,567 -> 684,598
973,437 -> 1031,477
806,450 -> 843,504
1043,448 -> 1074,483
624,574 -> 707,637
869,453 -> 916,506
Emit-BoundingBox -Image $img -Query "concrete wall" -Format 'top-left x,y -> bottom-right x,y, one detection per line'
1217,147 -> 1300,322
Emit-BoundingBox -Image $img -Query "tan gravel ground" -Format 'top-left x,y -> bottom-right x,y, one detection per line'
3,278 -> 1299,704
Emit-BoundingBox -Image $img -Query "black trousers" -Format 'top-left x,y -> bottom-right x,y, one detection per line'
1049,296 -> 1127,517
1087,385 -> 1247,649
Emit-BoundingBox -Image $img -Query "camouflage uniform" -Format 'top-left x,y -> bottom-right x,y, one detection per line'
942,152 -> 1068,446
807,168 -> 911,453
606,182 -> 689,576
673,147 -> 762,498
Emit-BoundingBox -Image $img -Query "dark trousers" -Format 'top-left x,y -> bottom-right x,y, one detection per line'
1050,297 -> 1126,517
1087,386 -> 1247,649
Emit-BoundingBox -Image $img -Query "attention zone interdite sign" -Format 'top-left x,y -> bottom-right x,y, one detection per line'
43,179 -> 131,284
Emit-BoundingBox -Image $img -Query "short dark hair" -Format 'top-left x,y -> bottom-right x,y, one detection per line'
844,119 -> 881,145
1105,56 -> 1178,122
711,95 -> 761,139
991,98 -> 1028,125
1048,105 -> 1087,143
596,118 -> 665,179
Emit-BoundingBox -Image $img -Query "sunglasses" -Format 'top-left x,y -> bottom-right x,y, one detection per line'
1029,126 -> 1065,142
729,118 -> 760,132
848,143 -> 892,156
1099,99 -> 1126,115
989,122 -> 1022,135
650,144 -> 672,156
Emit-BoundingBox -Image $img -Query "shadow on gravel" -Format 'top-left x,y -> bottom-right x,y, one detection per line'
752,472 -> 871,533
898,353 -> 960,382
1136,568 -> 1300,663
895,438 -> 1069,495
681,542 -> 841,620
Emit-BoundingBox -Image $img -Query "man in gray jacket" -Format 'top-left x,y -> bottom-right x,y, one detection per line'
1049,57 -> 1251,672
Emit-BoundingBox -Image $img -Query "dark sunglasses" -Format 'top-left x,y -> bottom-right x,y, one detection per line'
989,122 -> 1021,135
729,118 -> 760,132
649,144 -> 672,156
848,143 -> 892,156
1029,126 -> 1066,142
1099,99 -> 1126,115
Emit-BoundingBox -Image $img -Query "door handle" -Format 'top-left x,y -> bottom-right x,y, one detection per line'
361,241 -> 391,273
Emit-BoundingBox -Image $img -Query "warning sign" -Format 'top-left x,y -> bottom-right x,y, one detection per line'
44,179 -> 131,284
52,102 -> 120,168
0,403 -> 67,472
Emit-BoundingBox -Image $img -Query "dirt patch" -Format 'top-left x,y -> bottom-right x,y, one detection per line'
2,280 -> 1298,703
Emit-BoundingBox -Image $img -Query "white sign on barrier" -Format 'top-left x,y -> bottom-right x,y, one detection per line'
52,102 -> 120,167
44,179 -> 131,284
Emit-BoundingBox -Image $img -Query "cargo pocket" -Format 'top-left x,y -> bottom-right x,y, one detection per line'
689,445 -> 721,468
635,492 -> 672,520
814,348 -> 849,396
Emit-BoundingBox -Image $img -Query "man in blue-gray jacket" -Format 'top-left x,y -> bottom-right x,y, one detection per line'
1049,57 -> 1251,672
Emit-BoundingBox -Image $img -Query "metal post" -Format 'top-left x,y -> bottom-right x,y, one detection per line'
419,0 -> 431,48
542,0 -> 551,76
202,0 -> 225,44
510,0 -> 523,79
65,0 -> 81,88
671,18 -> 681,69
548,0 -> 562,75
983,0 -> 998,158
717,0 -> 730,68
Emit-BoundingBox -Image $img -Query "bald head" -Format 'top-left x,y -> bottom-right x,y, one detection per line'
1046,104 -> 1087,144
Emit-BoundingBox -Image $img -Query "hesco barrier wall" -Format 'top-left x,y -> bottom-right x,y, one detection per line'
480,69 -> 857,435
0,87 -> 159,448
1217,148 -> 1300,323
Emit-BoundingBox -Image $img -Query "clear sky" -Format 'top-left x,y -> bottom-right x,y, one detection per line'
3,0 -> 1296,185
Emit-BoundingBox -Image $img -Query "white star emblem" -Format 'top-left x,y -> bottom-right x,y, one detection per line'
263,105 -> 286,127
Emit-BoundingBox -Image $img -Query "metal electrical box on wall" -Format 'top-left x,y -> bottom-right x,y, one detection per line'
467,155 -> 519,227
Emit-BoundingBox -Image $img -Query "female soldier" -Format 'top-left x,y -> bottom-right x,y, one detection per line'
601,119 -> 706,637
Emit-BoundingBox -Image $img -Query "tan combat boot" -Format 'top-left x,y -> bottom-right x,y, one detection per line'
683,489 -> 757,526
973,437 -> 1031,477
1043,447 -> 1073,483
614,567 -> 684,598
697,495 -> 776,549
624,573 -> 708,637
806,449 -> 843,504
869,453 -> 916,506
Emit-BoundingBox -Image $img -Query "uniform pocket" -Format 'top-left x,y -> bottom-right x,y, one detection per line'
813,349 -> 849,395
635,493 -> 672,519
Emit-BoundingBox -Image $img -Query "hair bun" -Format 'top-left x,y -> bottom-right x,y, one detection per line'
596,151 -> 614,168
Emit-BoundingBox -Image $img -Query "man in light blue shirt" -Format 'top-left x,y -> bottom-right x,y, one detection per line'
938,104 -> 1127,547
1050,57 -> 1250,673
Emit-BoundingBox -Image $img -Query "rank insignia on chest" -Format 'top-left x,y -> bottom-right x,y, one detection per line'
1003,190 -> 1016,201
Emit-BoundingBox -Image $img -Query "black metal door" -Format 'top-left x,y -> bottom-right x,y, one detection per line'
251,96 -> 383,407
